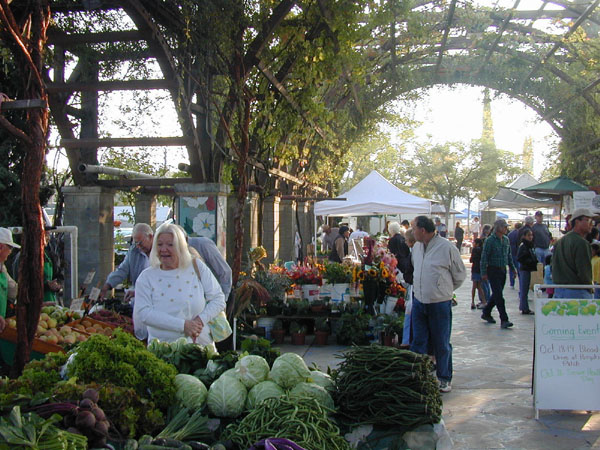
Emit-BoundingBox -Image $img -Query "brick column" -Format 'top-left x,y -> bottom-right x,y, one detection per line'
279,199 -> 297,263
134,194 -> 157,230
62,186 -> 115,301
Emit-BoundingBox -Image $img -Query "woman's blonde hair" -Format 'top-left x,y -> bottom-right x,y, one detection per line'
149,222 -> 193,269
388,221 -> 402,236
405,228 -> 416,245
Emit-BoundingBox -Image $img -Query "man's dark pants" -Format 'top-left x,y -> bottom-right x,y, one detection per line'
482,267 -> 509,322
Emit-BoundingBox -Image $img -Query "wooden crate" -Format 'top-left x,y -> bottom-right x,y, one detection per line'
0,326 -> 64,363
67,317 -> 117,331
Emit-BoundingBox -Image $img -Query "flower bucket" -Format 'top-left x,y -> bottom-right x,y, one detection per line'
291,333 -> 306,345
271,328 -> 285,344
385,296 -> 399,315
362,280 -> 379,315
301,284 -> 320,302
314,331 -> 329,346
257,317 -> 276,340
329,283 -> 349,303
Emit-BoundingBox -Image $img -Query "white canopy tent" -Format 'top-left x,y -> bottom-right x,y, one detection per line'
314,170 -> 431,216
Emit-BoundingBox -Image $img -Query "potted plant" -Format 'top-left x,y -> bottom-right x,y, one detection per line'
335,312 -> 371,346
322,262 -> 352,304
310,299 -> 327,314
289,321 -> 307,345
382,314 -> 404,347
271,319 -> 285,344
313,317 -> 329,346
254,265 -> 293,312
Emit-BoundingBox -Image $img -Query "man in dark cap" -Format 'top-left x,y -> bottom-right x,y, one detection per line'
552,208 -> 596,299
480,219 -> 517,329
328,226 -> 350,262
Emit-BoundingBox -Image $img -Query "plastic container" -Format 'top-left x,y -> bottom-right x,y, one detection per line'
257,317 -> 277,340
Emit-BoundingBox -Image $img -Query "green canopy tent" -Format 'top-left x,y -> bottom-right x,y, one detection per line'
521,176 -> 589,224
520,176 -> 589,198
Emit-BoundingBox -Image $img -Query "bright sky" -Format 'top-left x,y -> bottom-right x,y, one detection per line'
392,84 -> 559,180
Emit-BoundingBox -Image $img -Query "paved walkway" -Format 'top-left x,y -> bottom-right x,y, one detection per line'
277,258 -> 600,449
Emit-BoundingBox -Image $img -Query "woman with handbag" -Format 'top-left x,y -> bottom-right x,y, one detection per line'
134,223 -> 226,346
516,229 -> 537,315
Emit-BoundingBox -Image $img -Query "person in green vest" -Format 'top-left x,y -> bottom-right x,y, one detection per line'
0,228 -> 19,332
11,232 -> 61,304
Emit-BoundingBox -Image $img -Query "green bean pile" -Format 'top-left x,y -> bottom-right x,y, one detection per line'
333,345 -> 442,429
223,395 -> 350,450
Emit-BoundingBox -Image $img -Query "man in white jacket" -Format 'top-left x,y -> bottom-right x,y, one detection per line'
410,216 -> 466,393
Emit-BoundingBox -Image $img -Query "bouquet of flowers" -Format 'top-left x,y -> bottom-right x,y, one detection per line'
354,239 -> 397,284
323,261 -> 353,284
254,265 -> 293,301
287,264 -> 323,286
385,281 -> 407,298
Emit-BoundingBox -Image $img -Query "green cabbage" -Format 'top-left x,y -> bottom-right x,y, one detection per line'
245,380 -> 285,410
308,370 -> 335,392
174,374 -> 207,409
235,355 -> 270,389
221,368 -> 238,378
289,382 -> 335,410
207,374 -> 247,418
269,353 -> 311,389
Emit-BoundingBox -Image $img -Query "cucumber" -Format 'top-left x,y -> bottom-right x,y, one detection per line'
124,439 -> 139,450
187,442 -> 211,450
138,435 -> 154,445
152,437 -> 187,447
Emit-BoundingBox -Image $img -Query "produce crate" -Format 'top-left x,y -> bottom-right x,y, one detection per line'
0,326 -> 64,364
66,317 -> 116,335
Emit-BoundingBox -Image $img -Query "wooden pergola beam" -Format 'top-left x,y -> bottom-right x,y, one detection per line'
61,137 -> 192,148
541,76 -> 600,121
477,0 -> 521,75
47,30 -> 144,46
434,0 -> 457,78
257,60 -> 327,141
47,79 -> 176,93
96,177 -> 194,187
0,99 -> 47,110
517,0 -> 600,91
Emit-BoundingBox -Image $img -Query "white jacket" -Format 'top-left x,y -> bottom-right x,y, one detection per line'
134,258 -> 226,345
412,235 -> 466,303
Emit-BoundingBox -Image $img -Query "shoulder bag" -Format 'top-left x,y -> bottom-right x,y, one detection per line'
192,259 -> 232,342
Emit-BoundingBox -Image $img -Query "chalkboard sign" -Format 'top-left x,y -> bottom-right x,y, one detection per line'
534,297 -> 600,413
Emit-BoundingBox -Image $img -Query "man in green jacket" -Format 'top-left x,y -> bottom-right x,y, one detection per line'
480,219 -> 517,329
552,208 -> 596,299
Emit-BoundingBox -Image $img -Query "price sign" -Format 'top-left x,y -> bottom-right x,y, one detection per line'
534,297 -> 600,412
88,287 -> 101,302
83,270 -> 96,286
70,298 -> 85,311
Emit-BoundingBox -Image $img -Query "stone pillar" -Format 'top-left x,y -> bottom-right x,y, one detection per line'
480,211 -> 497,229
297,201 -> 315,259
62,186 -> 115,301
135,194 -> 157,230
174,183 -> 230,257
279,199 -> 297,263
262,196 -> 280,265
226,191 -> 259,269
